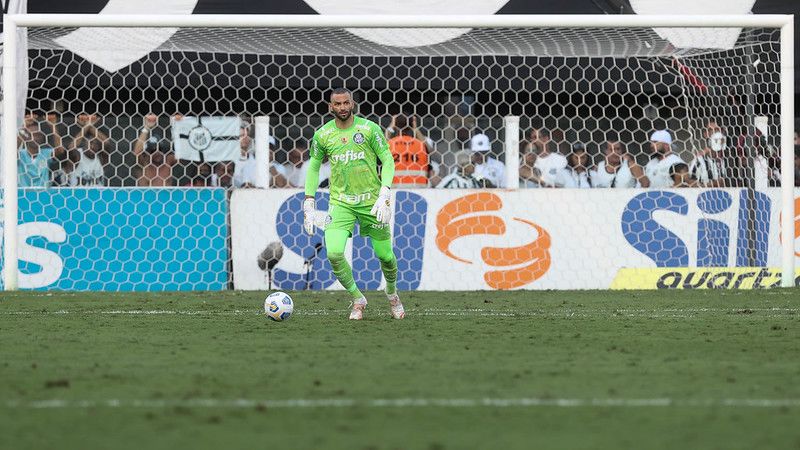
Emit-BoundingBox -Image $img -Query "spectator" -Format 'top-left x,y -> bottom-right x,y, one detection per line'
20,113 -> 71,187
22,113 -> 39,135
234,132 -> 257,188
233,133 -> 289,188
385,114 -> 435,152
561,143 -> 592,188
233,126 -> 257,188
551,128 -> 571,155
20,113 -> 70,187
427,161 -> 443,188
533,138 -> 568,188
521,127 -> 543,154
70,138 -> 106,186
24,112 -> 63,150
470,133 -> 505,188
277,139 -> 335,189
67,114 -> 111,165
399,116 -> 440,185
795,145 -> 800,187
70,117 -> 109,186
734,124 -> 781,188
753,148 -> 777,190
284,141 -> 308,188
17,128 -> 55,188
644,130 -> 685,188
388,115 -> 429,188
232,137 -> 256,188
591,138 -> 650,188
535,128 -> 553,151
50,148 -> 74,187
187,162 -> 216,187
671,163 -> 698,188
215,161 -> 235,188
689,120 -> 727,187
266,136 -> 292,188
133,114 -> 176,187
436,150 -> 494,188
519,147 -> 541,188
523,125 -> 562,154
434,106 -> 475,176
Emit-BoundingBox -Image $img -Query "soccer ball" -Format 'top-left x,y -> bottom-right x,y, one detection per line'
264,291 -> 294,322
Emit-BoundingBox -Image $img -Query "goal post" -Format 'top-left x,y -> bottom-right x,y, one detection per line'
1,13 -> 796,290
779,19 -> 795,288
2,20 -> 20,291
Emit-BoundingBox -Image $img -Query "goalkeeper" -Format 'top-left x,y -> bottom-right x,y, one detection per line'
303,87 -> 404,320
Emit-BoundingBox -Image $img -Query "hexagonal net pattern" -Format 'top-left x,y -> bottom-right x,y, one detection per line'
5,24 -> 786,290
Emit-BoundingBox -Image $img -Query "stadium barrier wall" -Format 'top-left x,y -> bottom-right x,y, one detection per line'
0,187 -> 796,291
0,188 -> 229,290
232,188 -> 799,291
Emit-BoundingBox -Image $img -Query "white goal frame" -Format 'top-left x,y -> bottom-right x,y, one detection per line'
2,13 -> 795,290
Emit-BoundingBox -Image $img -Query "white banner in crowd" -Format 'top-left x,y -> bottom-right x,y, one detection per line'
172,116 -> 241,162
231,188 -> 797,291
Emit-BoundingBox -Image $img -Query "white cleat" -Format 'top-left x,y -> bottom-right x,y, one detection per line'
349,298 -> 367,320
386,291 -> 405,319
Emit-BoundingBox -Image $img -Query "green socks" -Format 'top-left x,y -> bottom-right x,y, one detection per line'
327,252 -> 364,300
325,229 -> 397,298
372,238 -> 398,294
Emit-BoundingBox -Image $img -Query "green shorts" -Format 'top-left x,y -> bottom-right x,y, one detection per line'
326,202 -> 391,241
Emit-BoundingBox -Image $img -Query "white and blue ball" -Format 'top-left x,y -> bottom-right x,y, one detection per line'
264,291 -> 294,322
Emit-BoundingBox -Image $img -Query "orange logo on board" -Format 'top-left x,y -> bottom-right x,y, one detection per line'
435,192 -> 551,289
778,197 -> 800,256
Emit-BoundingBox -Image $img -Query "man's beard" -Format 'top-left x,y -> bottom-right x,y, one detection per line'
336,109 -> 352,120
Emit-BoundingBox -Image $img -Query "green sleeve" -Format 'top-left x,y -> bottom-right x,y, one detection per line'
304,133 -> 325,197
370,122 -> 395,188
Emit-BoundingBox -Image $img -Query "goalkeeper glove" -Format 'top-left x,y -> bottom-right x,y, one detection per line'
370,186 -> 392,225
303,197 -> 316,234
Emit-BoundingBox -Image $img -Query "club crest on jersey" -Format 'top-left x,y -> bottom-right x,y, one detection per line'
353,132 -> 365,144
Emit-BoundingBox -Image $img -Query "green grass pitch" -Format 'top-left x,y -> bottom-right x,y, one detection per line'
1,289 -> 799,450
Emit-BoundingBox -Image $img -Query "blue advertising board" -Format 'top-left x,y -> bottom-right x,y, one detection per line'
0,188 -> 229,291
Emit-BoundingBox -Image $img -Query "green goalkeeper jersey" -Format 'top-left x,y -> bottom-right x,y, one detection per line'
305,116 -> 395,208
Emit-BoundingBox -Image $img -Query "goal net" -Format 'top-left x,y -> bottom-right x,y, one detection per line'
1,15 -> 795,291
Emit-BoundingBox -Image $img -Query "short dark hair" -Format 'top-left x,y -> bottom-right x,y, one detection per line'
543,140 -> 558,154
329,87 -> 352,101
670,163 -> 689,176
31,130 -> 47,146
538,128 -> 551,139
395,115 -> 412,132
88,138 -> 103,153
603,140 -> 625,153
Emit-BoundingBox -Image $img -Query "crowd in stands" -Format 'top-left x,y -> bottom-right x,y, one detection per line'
16,112 -> 800,190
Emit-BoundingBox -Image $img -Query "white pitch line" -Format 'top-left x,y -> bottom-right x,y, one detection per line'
0,308 -> 797,318
4,397 -> 800,410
